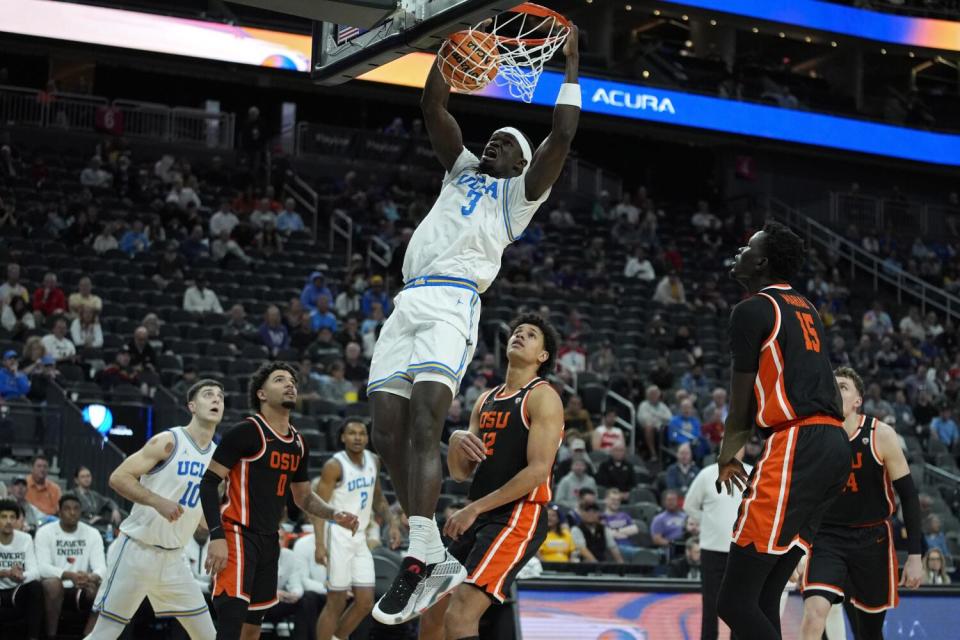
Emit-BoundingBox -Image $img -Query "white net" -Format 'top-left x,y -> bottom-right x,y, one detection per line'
437,2 -> 570,103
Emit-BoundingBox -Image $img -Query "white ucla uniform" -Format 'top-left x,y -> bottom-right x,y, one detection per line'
93,427 -> 215,628
326,450 -> 378,590
368,147 -> 550,397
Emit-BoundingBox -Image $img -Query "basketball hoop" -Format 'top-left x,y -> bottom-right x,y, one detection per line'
437,3 -> 571,103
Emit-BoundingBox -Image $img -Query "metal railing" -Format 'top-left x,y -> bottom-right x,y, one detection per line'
330,208 -> 353,265
768,197 -> 960,322
367,236 -> 392,271
603,389 -> 637,450
0,85 -> 236,150
282,172 -> 320,242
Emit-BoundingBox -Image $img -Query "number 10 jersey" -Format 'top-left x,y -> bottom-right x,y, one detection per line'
120,426 -> 215,549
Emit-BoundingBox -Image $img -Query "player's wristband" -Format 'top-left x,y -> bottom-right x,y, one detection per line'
557,83 -> 581,108
200,469 -> 226,540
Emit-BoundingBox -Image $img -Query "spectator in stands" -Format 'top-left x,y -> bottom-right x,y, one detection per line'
601,488 -> 641,560
862,300 -> 894,338
290,533 -> 329,625
180,225 -> 209,263
595,443 -> 635,493
317,360 -> 353,404
19,338 -> 46,376
650,489 -> 687,551
443,398 -> 468,443
624,246 -> 656,281
555,457 -> 598,511
35,494 -> 104,637
891,390 -> 917,432
119,219 -> 149,257
260,305 -> 290,357
691,200 -> 721,232
0,264 -> 27,306
863,383 -> 895,419
112,153 -> 138,199
539,506 -> 577,563
67,276 -> 102,316
277,198 -> 305,234
589,341 -> 618,379
249,198 -> 276,229
334,315 -> 362,352
211,229 -> 252,266
300,271 -> 332,313
262,531 -> 314,635
79,156 -> 111,189
648,358 -> 675,392
556,437 -> 596,479
701,387 -> 729,423
931,406 -> 959,449
8,478 -> 42,533
900,306 -> 927,341
41,317 -> 75,363
665,443 -> 700,494
638,384 -> 672,462
0,498 -> 44,637
343,342 -> 368,389
360,275 -> 391,317
463,374 -> 489,410
335,281 -> 362,319
183,277 -> 223,314
71,466 -> 120,530
653,272 -> 687,306
668,537 -> 701,579
255,219 -> 283,257
0,349 -> 29,400
592,409 -> 625,451
96,346 -> 140,389
209,199 -> 239,237
924,514 -> 948,556
32,272 -> 66,320
922,548 -> 951,585
548,200 -> 575,228
92,222 -> 119,255
666,399 -> 706,457
563,395 -> 593,434
223,304 -> 256,341
128,326 -> 157,371
309,295 -> 338,333
558,334 -> 588,382
165,176 -> 201,210
701,407 -> 725,449
25,455 -> 60,517
170,366 -> 198,400
680,364 -> 710,398
572,502 -> 625,564
614,192 -> 640,224
69,306 -> 103,349
1,296 -> 35,339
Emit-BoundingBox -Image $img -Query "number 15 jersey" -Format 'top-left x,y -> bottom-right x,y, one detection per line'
120,426 -> 215,549
403,147 -> 551,294
213,414 -> 309,534
729,284 -> 843,431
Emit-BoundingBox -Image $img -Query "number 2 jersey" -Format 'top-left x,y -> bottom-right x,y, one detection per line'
822,415 -> 895,527
729,283 -> 843,432
120,426 -> 215,549
212,414 -> 309,534
403,147 -> 551,293
329,450 -> 378,534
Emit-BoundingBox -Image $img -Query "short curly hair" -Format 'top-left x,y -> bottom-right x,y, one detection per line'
834,366 -> 864,399
248,362 -> 298,412
508,313 -> 559,378
762,221 -> 805,282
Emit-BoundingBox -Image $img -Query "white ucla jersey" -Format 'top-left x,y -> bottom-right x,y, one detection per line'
403,147 -> 551,293
330,450 -> 378,533
120,427 -> 215,549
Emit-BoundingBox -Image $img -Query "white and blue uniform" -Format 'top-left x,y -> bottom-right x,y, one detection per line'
367,147 -> 550,397
326,450 -> 378,590
93,427 -> 215,630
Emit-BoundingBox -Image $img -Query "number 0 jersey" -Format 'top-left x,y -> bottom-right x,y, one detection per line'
823,415 -> 896,527
120,426 -> 215,549
729,283 -> 843,432
469,378 -> 560,515
329,450 -> 378,534
213,414 -> 309,534
403,147 -> 551,293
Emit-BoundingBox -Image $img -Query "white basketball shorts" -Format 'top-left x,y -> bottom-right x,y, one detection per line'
326,525 -> 375,591
367,276 -> 480,399
94,534 -> 210,625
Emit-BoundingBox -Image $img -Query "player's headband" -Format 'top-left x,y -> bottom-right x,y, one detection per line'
493,127 -> 533,167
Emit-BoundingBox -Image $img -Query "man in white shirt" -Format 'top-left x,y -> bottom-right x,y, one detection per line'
591,410 -> 626,451
683,453 -> 751,640
637,385 -> 673,462
209,200 -> 240,237
292,533 -> 329,637
182,278 -> 224,314
35,494 -> 106,636
0,263 -> 29,305
41,317 -> 76,362
0,499 -> 43,640
262,533 -> 325,640
249,198 -> 277,229
623,247 -> 655,281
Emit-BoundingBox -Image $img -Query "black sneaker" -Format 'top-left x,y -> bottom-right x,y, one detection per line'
372,557 -> 429,625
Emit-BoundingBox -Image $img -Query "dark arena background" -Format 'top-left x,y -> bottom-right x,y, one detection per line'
1,0 -> 960,638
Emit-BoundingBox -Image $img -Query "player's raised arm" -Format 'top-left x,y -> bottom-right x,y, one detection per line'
421,62 -> 465,171
874,421 -> 923,588
447,392 -> 489,482
110,432 -> 183,522
524,24 -> 580,201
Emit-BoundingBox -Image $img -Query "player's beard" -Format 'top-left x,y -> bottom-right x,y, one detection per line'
282,400 -> 296,410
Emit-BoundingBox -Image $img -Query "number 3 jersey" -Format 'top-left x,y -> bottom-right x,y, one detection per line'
729,283 -> 843,432
120,426 -> 215,549
402,147 -> 551,293
329,450 -> 378,534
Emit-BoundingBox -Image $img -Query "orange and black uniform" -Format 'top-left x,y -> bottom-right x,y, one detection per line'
728,284 -> 849,554
447,377 -> 558,603
803,415 -> 900,612
211,414 -> 309,610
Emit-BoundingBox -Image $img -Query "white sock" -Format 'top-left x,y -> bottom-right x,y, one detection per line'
408,516 -> 446,564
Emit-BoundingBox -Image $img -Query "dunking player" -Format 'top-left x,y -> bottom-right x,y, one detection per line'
799,367 -> 923,640
313,418 -> 400,640
714,221 -> 851,640
418,314 -> 563,640
84,379 -> 224,640
369,26 -> 581,624
199,363 -> 358,640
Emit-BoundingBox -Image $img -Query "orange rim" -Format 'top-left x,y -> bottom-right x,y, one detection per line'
492,2 -> 571,47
